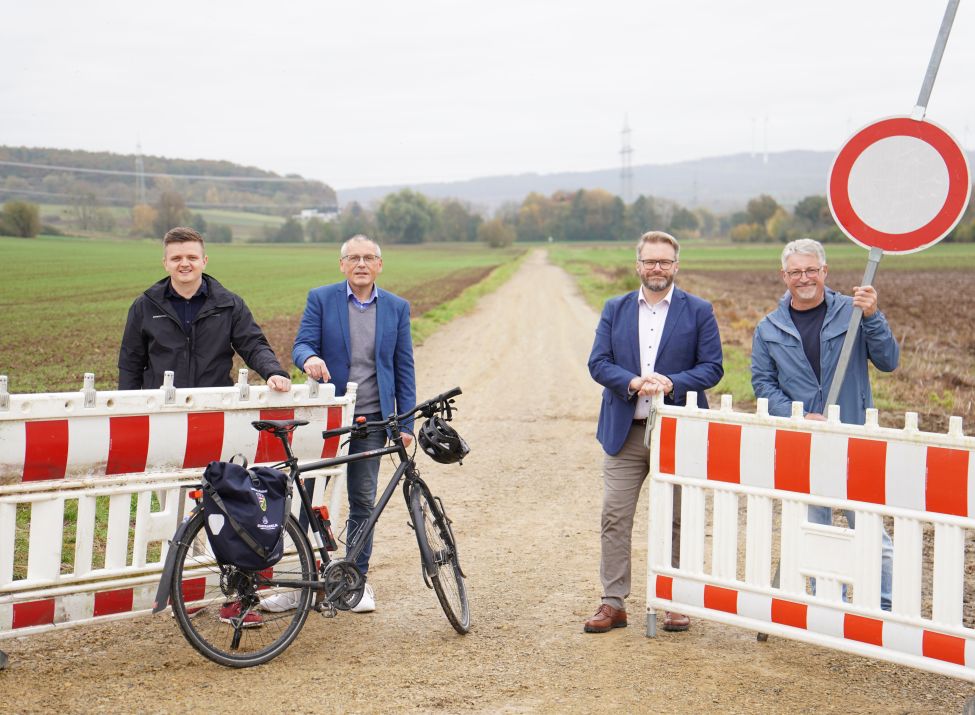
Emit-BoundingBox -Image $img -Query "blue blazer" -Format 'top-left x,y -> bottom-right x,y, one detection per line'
588,287 -> 724,456
293,281 -> 416,429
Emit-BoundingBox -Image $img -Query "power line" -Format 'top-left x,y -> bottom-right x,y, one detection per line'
0,159 -> 318,183
0,186 -> 320,210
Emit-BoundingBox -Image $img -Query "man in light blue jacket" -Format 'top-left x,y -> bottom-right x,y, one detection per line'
751,238 -> 897,610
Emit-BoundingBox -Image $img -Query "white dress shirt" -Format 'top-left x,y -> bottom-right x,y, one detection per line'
633,284 -> 673,419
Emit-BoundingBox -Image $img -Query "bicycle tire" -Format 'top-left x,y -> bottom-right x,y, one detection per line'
169,512 -> 314,667
409,482 -> 470,634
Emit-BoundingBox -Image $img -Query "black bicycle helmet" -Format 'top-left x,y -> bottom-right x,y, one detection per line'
418,415 -> 470,464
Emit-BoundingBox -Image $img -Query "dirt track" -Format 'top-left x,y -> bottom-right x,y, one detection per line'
1,250 -> 972,714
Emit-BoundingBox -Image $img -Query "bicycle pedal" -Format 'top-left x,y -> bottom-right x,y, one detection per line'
316,601 -> 337,618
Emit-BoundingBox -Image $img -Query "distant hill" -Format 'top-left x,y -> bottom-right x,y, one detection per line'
0,146 -> 336,214
337,149 -> 975,214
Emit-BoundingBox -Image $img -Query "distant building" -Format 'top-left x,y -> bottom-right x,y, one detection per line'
296,206 -> 339,222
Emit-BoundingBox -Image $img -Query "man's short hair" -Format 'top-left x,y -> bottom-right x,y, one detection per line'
340,234 -> 382,258
781,238 -> 826,269
636,230 -> 680,259
163,227 -> 205,249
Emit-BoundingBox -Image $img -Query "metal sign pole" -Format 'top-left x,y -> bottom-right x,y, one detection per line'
824,247 -> 883,408
912,0 -> 961,120
826,0 -> 960,410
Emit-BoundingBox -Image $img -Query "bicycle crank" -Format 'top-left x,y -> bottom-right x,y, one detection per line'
321,559 -> 365,611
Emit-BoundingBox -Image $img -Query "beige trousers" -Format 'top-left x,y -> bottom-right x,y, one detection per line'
600,423 -> 681,610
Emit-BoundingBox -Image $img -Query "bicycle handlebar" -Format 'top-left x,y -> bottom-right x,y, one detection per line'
321,386 -> 462,441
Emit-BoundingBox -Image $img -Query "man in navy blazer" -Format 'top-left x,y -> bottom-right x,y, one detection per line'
584,231 -> 723,634
287,235 -> 416,614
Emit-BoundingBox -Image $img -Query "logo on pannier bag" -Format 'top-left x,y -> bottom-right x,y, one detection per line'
257,494 -> 267,512
257,514 -> 279,531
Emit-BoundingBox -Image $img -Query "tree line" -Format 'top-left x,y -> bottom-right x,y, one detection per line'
4,185 -> 975,245
290,187 -> 975,247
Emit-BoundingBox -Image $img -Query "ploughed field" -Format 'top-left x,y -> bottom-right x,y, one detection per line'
551,241 -> 975,435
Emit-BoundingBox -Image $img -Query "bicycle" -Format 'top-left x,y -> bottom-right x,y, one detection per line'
152,387 -> 470,668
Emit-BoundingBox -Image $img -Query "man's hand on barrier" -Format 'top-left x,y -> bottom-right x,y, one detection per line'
804,412 -> 827,421
266,375 -> 292,392
303,356 -> 331,383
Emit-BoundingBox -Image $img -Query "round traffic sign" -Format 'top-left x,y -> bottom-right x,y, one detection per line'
828,116 -> 970,254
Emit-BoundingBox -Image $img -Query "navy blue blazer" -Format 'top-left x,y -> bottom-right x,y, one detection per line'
293,281 -> 416,429
588,286 -> 723,456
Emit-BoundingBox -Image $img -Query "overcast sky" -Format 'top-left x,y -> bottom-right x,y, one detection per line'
2,1 -> 972,190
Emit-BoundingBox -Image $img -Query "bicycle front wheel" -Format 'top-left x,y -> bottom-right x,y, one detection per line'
169,512 -> 315,667
410,482 -> 470,634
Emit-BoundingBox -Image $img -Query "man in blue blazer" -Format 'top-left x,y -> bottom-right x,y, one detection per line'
584,231 -> 723,634
285,235 -> 416,614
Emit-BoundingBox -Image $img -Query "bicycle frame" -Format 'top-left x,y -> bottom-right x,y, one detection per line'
265,437 -> 415,589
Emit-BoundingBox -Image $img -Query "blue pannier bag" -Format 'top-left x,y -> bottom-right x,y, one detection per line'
201,461 -> 291,571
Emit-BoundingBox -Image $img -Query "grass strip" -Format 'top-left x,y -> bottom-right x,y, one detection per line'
410,249 -> 529,345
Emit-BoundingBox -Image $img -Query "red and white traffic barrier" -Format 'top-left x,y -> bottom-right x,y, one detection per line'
646,393 -> 975,682
0,371 -> 356,638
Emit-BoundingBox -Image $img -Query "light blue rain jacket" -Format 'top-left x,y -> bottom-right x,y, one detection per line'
751,288 -> 899,425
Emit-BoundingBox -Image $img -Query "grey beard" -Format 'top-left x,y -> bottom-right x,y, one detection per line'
641,274 -> 674,293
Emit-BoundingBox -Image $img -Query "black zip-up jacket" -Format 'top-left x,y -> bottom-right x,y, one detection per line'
118,274 -> 288,389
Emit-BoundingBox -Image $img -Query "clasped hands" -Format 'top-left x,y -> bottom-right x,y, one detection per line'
629,372 -> 673,398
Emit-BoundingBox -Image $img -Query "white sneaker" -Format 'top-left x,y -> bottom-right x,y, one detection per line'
259,590 -> 300,612
350,583 -> 375,613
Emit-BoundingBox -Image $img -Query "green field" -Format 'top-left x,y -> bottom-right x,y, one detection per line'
0,236 -> 524,393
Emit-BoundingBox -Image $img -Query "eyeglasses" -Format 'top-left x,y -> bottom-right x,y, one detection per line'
638,259 -> 676,269
341,254 -> 380,265
784,267 -> 823,280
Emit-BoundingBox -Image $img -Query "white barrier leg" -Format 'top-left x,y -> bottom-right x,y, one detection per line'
745,495 -> 773,587
712,491 -> 739,580
892,516 -> 923,617
933,522 -> 965,626
646,479 -> 673,638
852,510 -> 883,609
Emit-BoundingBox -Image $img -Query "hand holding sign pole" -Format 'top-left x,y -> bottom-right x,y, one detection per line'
824,0 -> 969,408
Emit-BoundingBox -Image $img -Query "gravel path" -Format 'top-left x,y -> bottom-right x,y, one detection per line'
1,250 -> 971,713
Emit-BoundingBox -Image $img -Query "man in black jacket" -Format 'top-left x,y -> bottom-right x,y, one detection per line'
118,227 -> 291,392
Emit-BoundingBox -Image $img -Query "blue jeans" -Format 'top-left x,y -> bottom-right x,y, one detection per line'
345,416 -> 387,577
807,506 -> 893,611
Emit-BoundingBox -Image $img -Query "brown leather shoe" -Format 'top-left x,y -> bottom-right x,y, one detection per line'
662,611 -> 690,632
584,604 -> 627,633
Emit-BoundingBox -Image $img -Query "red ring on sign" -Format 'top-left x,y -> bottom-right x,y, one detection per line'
828,117 -> 970,253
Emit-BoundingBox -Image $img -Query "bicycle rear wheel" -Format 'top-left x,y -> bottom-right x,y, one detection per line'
169,512 -> 314,667
410,482 -> 470,634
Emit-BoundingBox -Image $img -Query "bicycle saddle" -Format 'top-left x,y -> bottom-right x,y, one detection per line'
251,419 -> 309,434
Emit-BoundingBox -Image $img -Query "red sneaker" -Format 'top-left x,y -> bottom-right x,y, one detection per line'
218,601 -> 263,628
